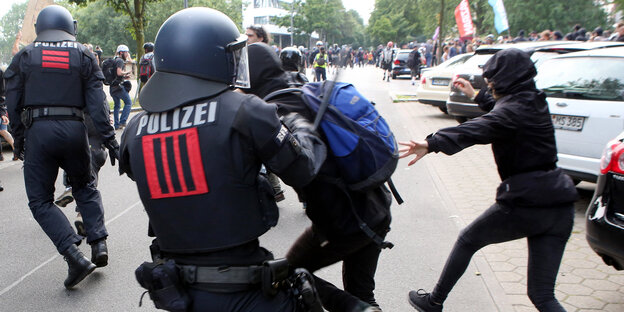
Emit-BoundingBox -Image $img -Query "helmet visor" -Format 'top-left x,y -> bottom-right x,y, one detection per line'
228,35 -> 250,89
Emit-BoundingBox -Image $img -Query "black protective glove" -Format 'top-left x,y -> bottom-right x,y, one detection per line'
280,113 -> 317,136
13,137 -> 24,161
104,138 -> 120,166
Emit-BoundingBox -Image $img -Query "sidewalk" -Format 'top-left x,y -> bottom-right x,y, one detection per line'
399,100 -> 624,312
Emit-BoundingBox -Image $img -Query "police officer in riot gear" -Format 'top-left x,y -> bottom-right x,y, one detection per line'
280,47 -> 308,87
5,5 -> 119,289
118,8 -> 326,311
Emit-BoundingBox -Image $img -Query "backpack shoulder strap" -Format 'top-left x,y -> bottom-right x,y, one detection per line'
263,88 -> 303,102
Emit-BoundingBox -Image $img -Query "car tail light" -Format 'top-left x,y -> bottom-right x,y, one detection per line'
421,76 -> 426,84
600,139 -> 624,174
394,60 -> 400,65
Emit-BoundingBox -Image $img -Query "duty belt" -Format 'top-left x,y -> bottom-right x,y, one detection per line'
177,258 -> 289,295
31,107 -> 84,120
178,265 -> 263,285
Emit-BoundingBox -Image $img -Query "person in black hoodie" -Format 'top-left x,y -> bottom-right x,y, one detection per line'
242,42 -> 391,312
400,48 -> 577,312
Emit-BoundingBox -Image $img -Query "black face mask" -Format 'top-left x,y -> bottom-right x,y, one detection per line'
482,48 -> 537,95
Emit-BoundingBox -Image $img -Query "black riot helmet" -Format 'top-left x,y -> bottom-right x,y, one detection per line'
35,5 -> 77,42
143,42 -> 154,52
280,47 -> 302,72
139,8 -> 250,113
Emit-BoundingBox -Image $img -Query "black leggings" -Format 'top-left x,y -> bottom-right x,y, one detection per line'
430,203 -> 574,312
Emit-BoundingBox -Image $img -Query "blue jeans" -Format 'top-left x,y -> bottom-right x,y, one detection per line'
315,67 -> 326,82
111,86 -> 132,129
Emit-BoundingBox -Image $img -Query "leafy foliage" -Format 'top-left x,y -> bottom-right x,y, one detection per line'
367,0 -> 610,45
0,2 -> 27,65
272,0 -> 366,47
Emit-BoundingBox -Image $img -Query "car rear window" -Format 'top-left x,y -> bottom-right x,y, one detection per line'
535,57 -> 624,101
397,52 -> 410,61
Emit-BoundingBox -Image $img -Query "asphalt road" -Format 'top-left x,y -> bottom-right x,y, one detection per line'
0,66 -> 501,311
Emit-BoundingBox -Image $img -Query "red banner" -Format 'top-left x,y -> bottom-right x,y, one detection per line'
455,0 -> 474,38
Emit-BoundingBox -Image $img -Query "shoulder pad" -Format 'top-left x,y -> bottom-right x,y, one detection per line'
4,49 -> 28,79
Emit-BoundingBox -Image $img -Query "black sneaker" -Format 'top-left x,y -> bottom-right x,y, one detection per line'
75,213 -> 87,237
408,289 -> 442,312
55,188 -> 74,208
274,190 -> 285,202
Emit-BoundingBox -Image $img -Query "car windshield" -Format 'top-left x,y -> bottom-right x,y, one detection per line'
536,56 -> 624,101
458,53 -> 495,71
440,53 -> 472,68
531,51 -> 563,68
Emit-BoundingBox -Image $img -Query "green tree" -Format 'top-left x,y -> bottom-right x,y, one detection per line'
68,0 -> 162,61
505,0 -> 608,36
273,0 -> 362,47
0,2 -> 27,65
67,0 -> 241,59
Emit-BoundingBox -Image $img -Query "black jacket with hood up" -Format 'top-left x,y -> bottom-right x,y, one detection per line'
426,48 -> 577,208
245,42 -> 392,238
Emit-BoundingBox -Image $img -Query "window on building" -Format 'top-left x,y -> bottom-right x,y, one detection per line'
254,16 -> 271,25
254,0 -> 279,8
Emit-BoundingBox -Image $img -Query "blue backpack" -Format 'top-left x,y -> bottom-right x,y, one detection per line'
265,82 -> 402,249
265,81 -> 399,192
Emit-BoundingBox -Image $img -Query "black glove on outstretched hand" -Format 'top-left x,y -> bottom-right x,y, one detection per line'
104,138 -> 120,166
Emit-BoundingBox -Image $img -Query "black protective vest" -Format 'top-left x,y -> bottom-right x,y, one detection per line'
124,91 -> 281,253
23,41 -> 87,108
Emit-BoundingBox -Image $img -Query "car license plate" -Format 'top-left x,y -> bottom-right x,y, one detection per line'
551,114 -> 585,131
431,79 -> 450,86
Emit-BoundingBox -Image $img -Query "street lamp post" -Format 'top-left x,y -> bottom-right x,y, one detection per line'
184,0 -> 188,8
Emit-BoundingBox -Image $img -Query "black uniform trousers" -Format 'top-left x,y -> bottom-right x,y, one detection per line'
186,288 -> 296,312
287,218 -> 391,311
24,119 -> 107,253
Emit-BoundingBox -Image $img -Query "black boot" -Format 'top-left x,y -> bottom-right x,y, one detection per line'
62,244 -> 96,289
91,239 -> 108,268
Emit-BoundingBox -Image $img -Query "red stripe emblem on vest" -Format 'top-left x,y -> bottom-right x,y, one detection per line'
42,50 -> 70,69
142,128 -> 209,199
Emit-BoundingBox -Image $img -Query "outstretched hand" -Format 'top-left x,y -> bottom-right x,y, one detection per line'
398,140 -> 429,166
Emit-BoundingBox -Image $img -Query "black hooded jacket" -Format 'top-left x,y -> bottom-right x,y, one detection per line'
426,48 -> 577,208
245,43 -> 392,237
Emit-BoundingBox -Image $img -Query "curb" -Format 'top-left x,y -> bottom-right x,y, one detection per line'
389,92 -> 419,103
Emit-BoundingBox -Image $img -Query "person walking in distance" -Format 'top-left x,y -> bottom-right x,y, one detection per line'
5,5 -> 119,289
110,44 -> 133,130
400,49 -> 577,312
313,45 -> 328,82
381,42 -> 394,82
119,8 -> 326,311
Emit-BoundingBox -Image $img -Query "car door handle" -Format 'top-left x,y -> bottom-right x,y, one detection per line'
556,102 -> 568,107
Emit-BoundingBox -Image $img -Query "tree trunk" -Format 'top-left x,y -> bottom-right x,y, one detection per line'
437,0 -> 445,64
134,0 -> 145,62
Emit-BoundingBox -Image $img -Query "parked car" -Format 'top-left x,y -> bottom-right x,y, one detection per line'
586,130 -> 624,270
415,53 -> 473,113
446,41 -> 573,122
391,49 -> 413,79
531,41 -> 624,68
535,47 -> 624,182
